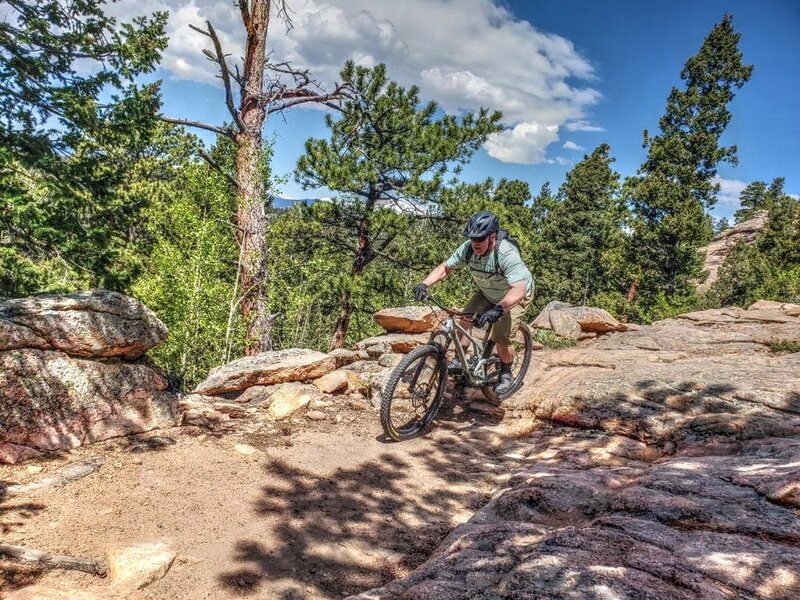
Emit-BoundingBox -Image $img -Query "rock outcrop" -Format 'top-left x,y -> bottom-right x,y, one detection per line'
0,291 -> 175,463
532,301 -> 629,340
698,211 -> 768,293
352,302 -> 800,599
0,289 -> 167,359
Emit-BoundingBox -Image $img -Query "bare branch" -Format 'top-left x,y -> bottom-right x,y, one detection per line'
160,116 -> 235,138
201,21 -> 246,132
275,0 -> 294,31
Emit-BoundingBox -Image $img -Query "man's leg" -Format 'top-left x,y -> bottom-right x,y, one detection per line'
449,292 -> 491,370
490,299 -> 529,394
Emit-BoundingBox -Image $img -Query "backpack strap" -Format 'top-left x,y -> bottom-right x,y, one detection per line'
465,240 -> 503,276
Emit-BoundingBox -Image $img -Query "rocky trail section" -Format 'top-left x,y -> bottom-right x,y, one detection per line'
353,302 -> 800,600
2,295 -> 800,598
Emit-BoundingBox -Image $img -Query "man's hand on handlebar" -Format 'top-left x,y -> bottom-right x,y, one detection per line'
474,304 -> 504,327
413,282 -> 429,302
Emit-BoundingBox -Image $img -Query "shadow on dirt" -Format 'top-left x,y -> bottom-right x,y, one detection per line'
217,427 -> 501,598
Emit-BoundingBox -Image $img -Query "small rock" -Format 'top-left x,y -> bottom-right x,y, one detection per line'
306,410 -> 327,421
26,465 -> 43,474
233,444 -> 259,456
108,541 -> 176,591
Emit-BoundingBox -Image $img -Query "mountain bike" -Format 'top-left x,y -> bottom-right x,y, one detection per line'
380,295 -> 533,441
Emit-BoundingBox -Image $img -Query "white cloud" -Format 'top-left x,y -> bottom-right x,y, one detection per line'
564,120 -> 605,132
113,0 -> 602,165
712,176 -> 748,208
563,140 -> 585,151
484,121 -> 560,164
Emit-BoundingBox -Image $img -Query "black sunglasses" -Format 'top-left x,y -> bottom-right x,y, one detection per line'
470,234 -> 490,243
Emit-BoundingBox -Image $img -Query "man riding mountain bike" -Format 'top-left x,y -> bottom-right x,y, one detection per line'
413,210 -> 534,396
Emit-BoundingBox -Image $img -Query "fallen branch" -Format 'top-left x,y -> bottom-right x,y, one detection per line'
0,544 -> 107,576
3,456 -> 105,496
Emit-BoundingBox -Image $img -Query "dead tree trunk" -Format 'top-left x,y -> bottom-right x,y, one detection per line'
236,0 -> 271,354
162,0 -> 352,356
0,544 -> 107,577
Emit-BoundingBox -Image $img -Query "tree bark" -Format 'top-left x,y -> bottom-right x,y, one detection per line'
329,198 -> 374,350
237,0 -> 272,354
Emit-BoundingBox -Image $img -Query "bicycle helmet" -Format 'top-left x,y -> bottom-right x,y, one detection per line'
463,211 -> 499,238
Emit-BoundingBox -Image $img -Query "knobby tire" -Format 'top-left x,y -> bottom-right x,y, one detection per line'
480,322 -> 534,404
380,344 -> 447,441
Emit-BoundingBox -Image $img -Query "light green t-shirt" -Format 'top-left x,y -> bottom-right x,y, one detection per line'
445,239 -> 534,304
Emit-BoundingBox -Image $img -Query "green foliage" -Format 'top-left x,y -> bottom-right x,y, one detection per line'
131,139 -> 241,388
532,329 -> 577,349
537,143 -> 627,306
0,0 -> 168,294
625,14 -> 752,314
768,340 -> 800,354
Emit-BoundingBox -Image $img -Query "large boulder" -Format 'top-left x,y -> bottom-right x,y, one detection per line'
532,302 -> 627,340
0,289 -> 167,360
373,306 -> 447,333
193,348 -> 336,395
0,349 -> 177,463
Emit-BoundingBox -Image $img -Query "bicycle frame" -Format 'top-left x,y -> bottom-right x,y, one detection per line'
425,296 -> 497,387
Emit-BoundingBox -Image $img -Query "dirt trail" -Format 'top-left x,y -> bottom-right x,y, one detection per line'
1,403 -> 531,599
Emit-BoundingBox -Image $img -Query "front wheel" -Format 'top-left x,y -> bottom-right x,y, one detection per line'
380,344 -> 447,441
480,323 -> 533,404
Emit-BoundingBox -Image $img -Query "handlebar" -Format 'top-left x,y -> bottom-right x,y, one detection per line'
423,294 -> 475,319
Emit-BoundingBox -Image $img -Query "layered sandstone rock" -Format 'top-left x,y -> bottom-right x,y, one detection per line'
352,303 -> 800,600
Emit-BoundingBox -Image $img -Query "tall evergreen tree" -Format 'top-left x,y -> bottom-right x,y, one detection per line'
0,0 -> 167,294
538,144 -> 625,304
734,178 -> 786,223
296,62 -> 501,349
625,14 -> 752,315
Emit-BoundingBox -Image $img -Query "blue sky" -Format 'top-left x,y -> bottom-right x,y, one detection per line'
125,0 -> 800,219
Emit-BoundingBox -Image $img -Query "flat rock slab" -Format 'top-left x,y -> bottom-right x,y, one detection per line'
0,289 -> 167,359
351,433 -> 800,600
108,541 -> 176,591
193,348 -> 336,395
373,306 -> 447,333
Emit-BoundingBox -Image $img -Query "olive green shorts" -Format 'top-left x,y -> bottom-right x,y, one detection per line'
464,291 -> 531,345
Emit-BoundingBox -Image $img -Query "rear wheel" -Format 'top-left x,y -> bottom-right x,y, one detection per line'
480,323 -> 533,404
380,344 -> 448,441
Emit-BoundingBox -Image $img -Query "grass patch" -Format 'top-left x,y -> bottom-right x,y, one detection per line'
532,328 -> 577,349
768,339 -> 800,353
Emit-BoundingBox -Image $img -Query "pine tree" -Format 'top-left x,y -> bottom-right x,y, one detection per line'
0,0 -> 167,295
625,14 -> 752,316
538,144 -> 625,305
296,62 -> 501,348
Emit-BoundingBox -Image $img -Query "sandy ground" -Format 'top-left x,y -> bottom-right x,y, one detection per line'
0,399 -> 532,599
